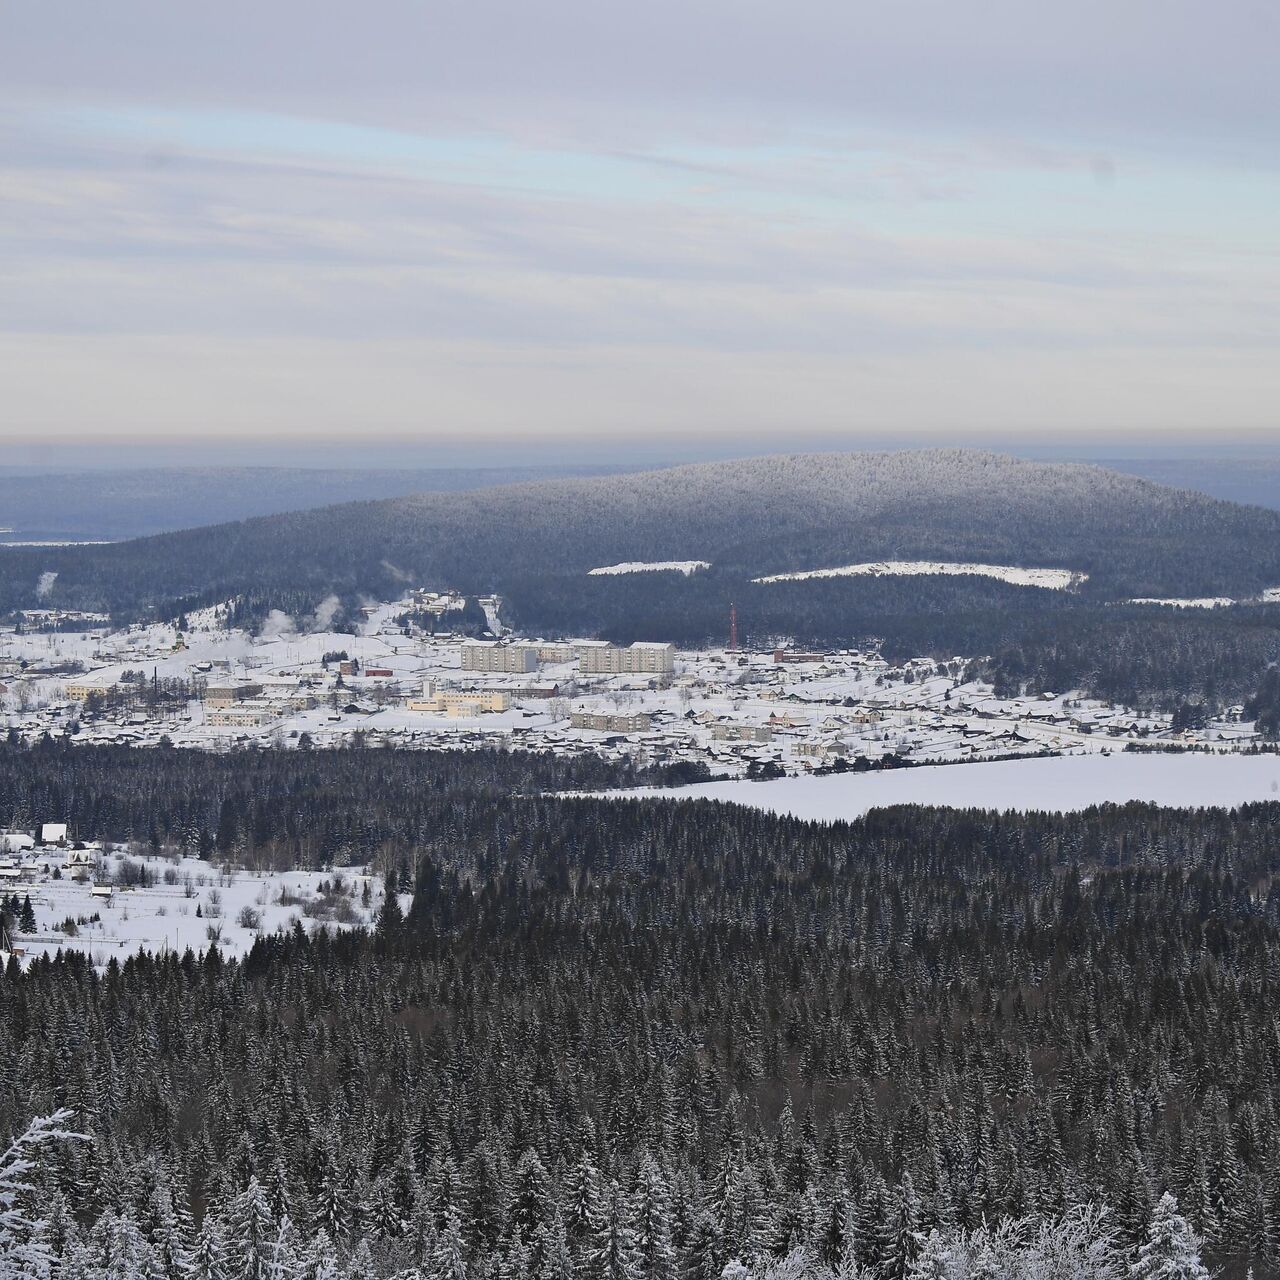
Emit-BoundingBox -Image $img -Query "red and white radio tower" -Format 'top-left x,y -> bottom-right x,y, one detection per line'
729,602 -> 738,652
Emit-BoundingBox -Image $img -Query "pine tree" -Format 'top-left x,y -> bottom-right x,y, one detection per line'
632,1156 -> 677,1280
906,1230 -> 952,1280
588,1180 -> 640,1280
680,1211 -> 721,1280
192,1216 -> 229,1280
881,1174 -> 922,1280
509,1148 -> 555,1244
563,1151 -> 602,1245
0,1109 -> 85,1280
1129,1192 -> 1211,1280
429,1208 -> 469,1280
535,1216 -> 575,1280
312,1157 -> 352,1244
302,1228 -> 341,1280
225,1176 -> 277,1280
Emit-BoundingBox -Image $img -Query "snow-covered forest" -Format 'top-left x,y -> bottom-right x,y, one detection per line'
1,759 -> 1276,1277
12,449 -> 1280,619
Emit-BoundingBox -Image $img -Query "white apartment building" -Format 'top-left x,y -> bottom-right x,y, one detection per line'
460,642 -> 538,674
570,710 -> 652,733
577,642 -> 675,676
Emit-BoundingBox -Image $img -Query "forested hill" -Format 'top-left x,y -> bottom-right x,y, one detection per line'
7,450 -> 1280,626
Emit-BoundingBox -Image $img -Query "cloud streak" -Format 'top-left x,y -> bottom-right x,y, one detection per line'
1,2 -> 1277,442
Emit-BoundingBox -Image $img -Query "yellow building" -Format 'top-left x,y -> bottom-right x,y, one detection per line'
408,682 -> 511,715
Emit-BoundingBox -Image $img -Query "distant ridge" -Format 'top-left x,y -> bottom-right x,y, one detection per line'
6,449 -> 1280,622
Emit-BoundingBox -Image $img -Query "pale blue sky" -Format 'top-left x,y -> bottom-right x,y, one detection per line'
1,1 -> 1277,447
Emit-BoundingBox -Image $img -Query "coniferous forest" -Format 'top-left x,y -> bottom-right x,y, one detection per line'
0,742 -> 1277,1277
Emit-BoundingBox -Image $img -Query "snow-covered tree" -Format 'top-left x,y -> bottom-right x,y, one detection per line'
428,1208 -> 469,1280
1129,1193 -> 1211,1280
225,1176 -> 277,1280
0,1108 -> 86,1280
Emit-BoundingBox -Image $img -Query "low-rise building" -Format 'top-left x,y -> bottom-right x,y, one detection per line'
204,681 -> 264,708
205,701 -> 281,727
408,682 -> 512,715
773,649 -> 828,664
65,677 -> 118,701
711,724 -> 773,742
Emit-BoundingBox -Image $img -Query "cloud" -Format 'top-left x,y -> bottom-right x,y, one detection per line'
0,2 -> 1276,441
35,570 -> 57,599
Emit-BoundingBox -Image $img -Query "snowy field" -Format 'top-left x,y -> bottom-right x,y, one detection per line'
7,851 -> 393,966
608,752 -> 1280,820
1125,588 -> 1280,608
752,560 -> 1084,589
588,560 -> 710,575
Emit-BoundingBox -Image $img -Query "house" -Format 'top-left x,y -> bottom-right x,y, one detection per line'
38,823 -> 68,847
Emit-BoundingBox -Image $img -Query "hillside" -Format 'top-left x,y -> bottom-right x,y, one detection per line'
7,449 -> 1280,614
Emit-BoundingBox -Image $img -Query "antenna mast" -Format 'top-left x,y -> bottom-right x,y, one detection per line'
729,602 -> 738,652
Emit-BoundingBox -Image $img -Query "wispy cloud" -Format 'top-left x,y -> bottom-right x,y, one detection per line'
1,2 -> 1277,441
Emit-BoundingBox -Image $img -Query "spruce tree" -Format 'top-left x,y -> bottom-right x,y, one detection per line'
1129,1193 -> 1211,1280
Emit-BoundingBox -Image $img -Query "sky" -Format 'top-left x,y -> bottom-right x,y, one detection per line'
1,1 -> 1278,460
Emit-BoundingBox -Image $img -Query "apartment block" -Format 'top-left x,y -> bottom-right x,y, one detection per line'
577,642 -> 675,676
460,642 -> 538,674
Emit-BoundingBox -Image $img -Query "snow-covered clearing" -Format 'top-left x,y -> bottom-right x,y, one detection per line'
607,752 -> 1280,821
8,850 -> 393,967
588,560 -> 710,575
753,561 -> 1084,589
1127,597 -> 1236,609
1125,589 -> 1280,608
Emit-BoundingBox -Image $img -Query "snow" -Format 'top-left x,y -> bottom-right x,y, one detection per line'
1124,587 -> 1280,608
753,561 -> 1085,589
10,850 -> 387,966
1126,597 -> 1236,609
608,752 -> 1280,820
588,560 -> 710,575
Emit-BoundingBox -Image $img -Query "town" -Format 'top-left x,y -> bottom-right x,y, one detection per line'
0,588 -> 1264,776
